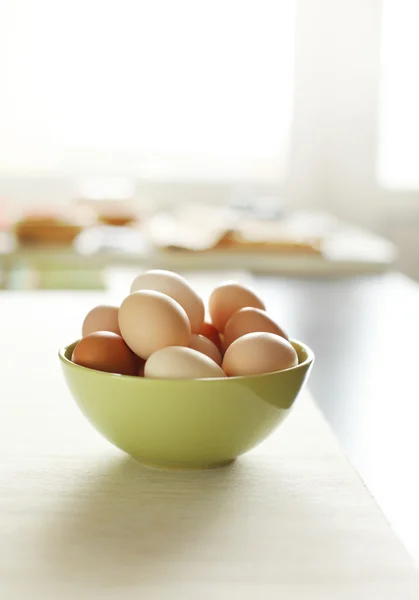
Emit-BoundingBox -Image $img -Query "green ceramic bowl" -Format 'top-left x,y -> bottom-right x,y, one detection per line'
59,339 -> 314,470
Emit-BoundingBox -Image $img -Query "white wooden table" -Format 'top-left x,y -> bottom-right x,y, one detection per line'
1,288 -> 418,599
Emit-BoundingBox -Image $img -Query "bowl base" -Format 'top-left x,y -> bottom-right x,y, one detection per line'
132,457 -> 236,471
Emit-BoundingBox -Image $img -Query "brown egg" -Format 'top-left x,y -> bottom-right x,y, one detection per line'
130,270 -> 205,333
72,331 -> 138,375
137,359 -> 146,377
222,332 -> 298,377
189,334 -> 222,365
209,282 -> 266,332
82,305 -> 120,337
223,307 -> 288,349
118,290 -> 191,359
200,321 -> 222,350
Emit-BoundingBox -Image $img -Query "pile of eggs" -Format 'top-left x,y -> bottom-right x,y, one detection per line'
71,270 -> 298,379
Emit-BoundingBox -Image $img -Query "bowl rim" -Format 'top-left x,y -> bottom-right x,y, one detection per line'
58,338 -> 314,383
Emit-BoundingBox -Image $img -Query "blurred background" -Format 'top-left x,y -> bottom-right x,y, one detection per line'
3,0 -> 419,564
0,0 -> 417,289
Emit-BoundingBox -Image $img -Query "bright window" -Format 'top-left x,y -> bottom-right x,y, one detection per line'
0,0 -> 295,181
379,0 -> 419,189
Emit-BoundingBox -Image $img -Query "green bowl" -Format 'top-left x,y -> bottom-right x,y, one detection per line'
59,339 -> 314,470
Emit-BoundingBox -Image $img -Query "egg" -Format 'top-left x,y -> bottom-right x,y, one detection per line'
137,360 -> 146,377
145,346 -> 226,379
71,331 -> 138,375
130,270 -> 205,333
209,281 -> 266,332
223,307 -> 288,349
222,332 -> 298,377
199,321 -> 222,350
118,290 -> 191,359
82,305 -> 120,337
189,334 -> 222,365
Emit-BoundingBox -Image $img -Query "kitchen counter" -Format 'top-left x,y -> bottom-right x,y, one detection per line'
1,284 -> 418,598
